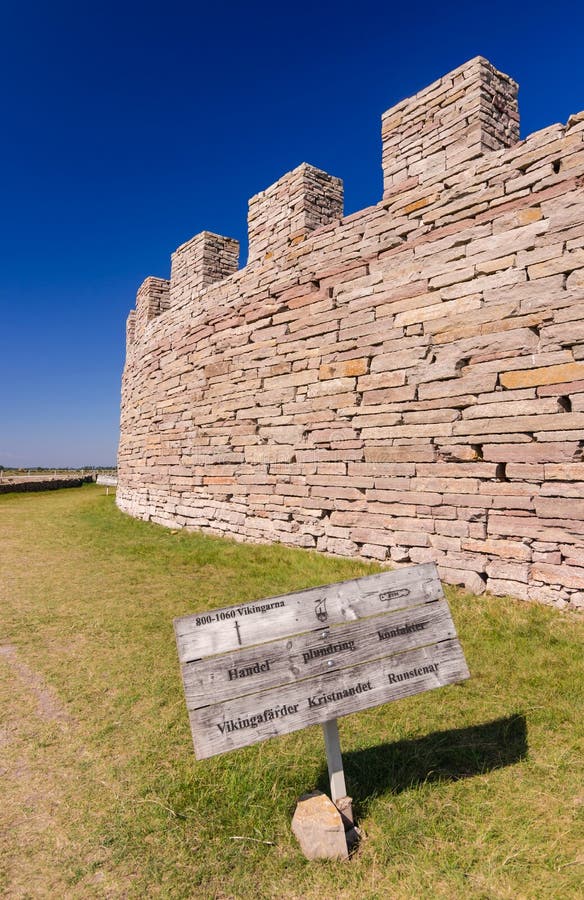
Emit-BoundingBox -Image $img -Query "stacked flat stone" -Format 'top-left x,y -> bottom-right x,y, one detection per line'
382,57 -> 519,194
170,232 -> 239,307
133,277 -> 170,342
248,163 -> 343,265
118,57 -> 584,611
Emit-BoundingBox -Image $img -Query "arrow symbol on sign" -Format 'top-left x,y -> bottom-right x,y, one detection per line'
379,588 -> 410,603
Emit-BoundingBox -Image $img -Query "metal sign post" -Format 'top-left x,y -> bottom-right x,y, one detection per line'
322,719 -> 347,805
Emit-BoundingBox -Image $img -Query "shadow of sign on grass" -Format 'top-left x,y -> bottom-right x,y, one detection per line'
316,714 -> 527,814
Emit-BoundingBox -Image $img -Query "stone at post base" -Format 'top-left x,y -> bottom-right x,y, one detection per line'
291,790 -> 360,860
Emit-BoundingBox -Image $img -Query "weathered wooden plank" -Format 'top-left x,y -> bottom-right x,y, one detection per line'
174,563 -> 443,662
189,638 -> 469,759
182,599 -> 456,707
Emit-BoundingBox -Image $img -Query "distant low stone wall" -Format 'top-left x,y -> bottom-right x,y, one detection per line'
118,57 -> 584,611
0,477 -> 94,494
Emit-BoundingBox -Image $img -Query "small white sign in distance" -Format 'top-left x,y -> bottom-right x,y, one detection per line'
174,563 -> 470,760
96,475 -> 118,486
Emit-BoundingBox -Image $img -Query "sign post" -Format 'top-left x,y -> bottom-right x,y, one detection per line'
322,719 -> 346,805
174,563 -> 470,856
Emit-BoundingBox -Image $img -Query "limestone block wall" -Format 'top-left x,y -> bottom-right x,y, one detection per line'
118,57 -> 584,610
0,477 -> 93,494
133,277 -> 170,343
247,163 -> 343,265
169,232 -> 240,307
382,57 -> 519,194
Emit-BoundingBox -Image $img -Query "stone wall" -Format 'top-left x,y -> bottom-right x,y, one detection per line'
118,57 -> 584,610
0,476 -> 94,494
382,57 -> 520,195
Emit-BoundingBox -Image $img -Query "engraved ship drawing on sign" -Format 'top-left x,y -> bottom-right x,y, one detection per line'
314,598 -> 328,622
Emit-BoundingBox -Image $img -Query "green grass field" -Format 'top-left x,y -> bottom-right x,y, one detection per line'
1,485 -> 582,899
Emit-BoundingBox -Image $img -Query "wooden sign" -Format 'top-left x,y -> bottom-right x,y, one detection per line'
174,563 -> 470,761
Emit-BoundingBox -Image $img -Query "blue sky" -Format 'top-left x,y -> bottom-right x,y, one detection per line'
1,0 -> 583,467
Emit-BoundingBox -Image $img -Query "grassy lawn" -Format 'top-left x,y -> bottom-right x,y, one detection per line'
0,485 -> 582,899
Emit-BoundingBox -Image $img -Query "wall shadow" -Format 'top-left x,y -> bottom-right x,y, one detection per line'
317,714 -> 527,816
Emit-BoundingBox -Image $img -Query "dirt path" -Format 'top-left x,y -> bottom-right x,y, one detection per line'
0,642 -> 77,897
0,645 -> 121,898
